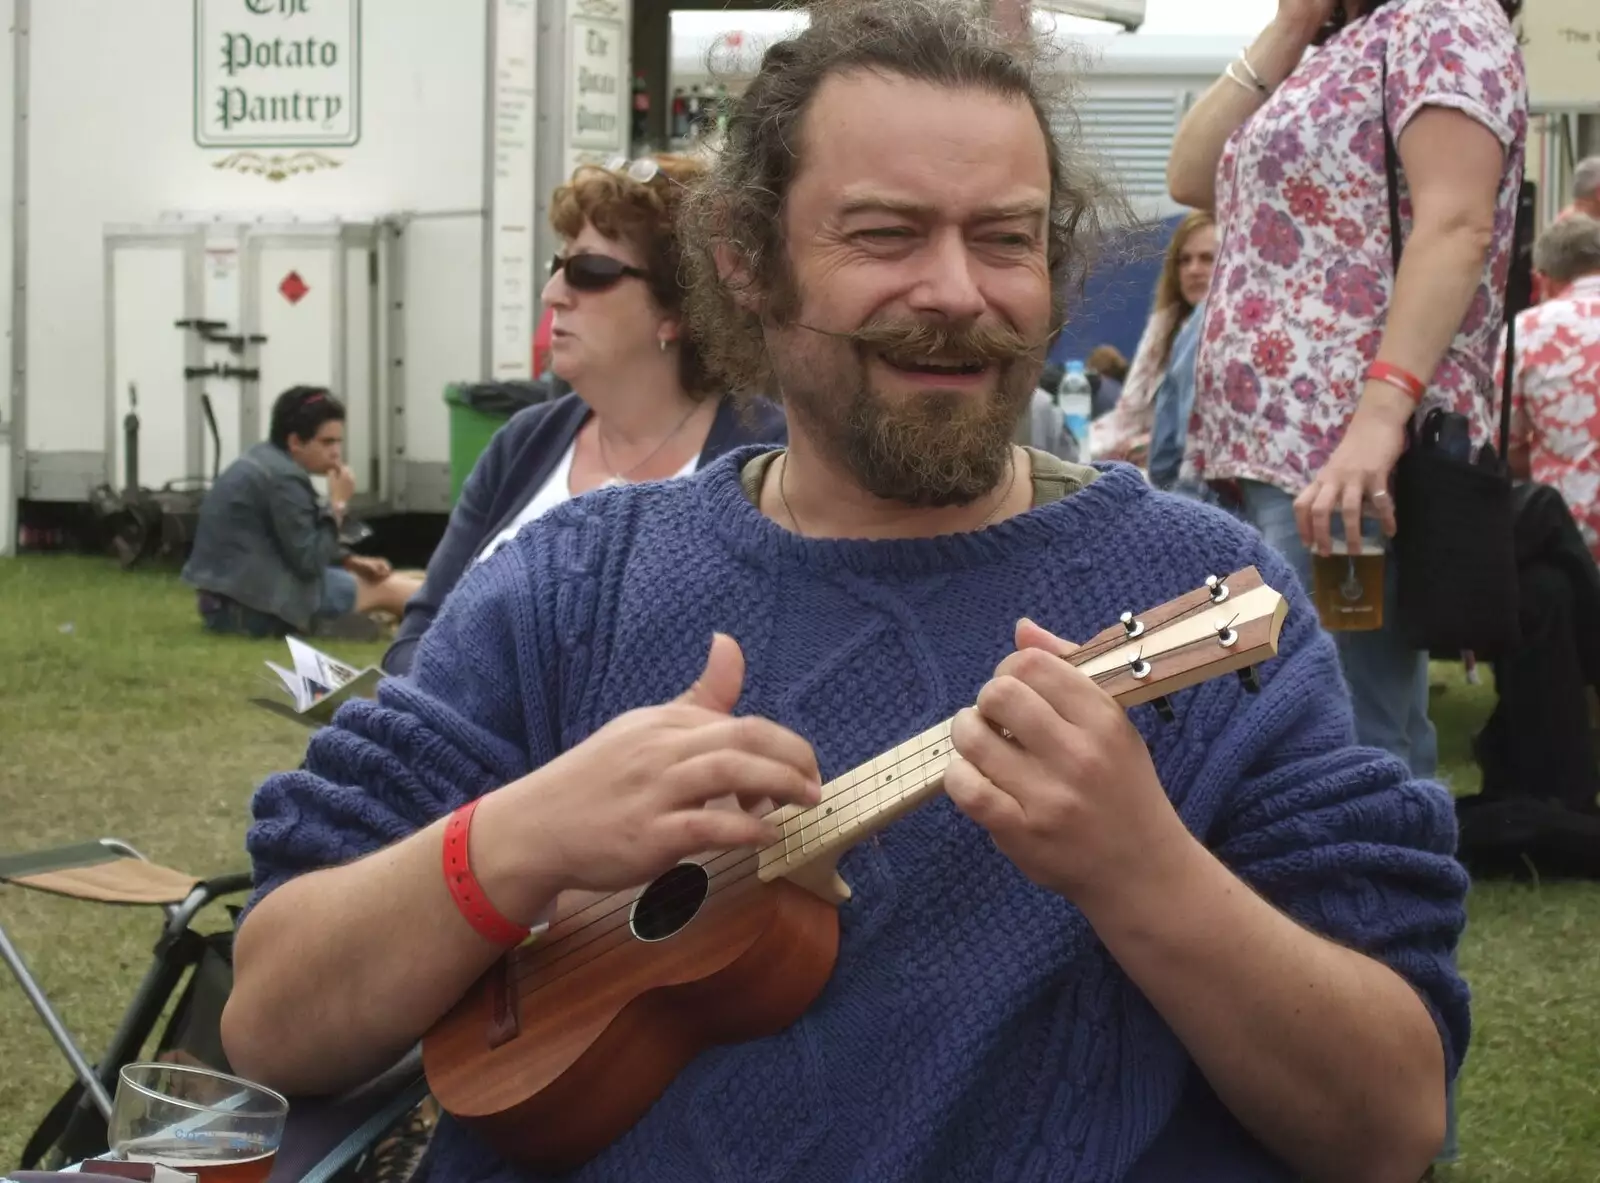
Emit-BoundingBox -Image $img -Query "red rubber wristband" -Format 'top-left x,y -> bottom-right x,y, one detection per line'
443,799 -> 529,948
1367,361 -> 1426,402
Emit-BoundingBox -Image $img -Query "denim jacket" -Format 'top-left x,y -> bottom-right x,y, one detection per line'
181,442 -> 342,632
1148,301 -> 1207,493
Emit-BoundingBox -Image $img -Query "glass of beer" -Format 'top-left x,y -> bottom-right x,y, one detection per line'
107,1062 -> 288,1182
1311,536 -> 1387,632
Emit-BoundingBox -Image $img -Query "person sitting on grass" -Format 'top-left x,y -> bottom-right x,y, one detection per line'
181,386 -> 422,638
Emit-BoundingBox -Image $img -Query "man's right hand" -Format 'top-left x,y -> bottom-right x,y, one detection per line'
472,634 -> 822,920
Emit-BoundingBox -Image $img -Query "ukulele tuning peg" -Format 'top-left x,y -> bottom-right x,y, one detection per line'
1205,575 -> 1230,605
1238,666 -> 1261,693
1129,656 -> 1152,680
1119,610 -> 1145,639
1150,695 -> 1176,723
1216,625 -> 1239,648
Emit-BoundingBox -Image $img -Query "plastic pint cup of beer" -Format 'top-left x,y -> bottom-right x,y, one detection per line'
1310,537 -> 1387,632
107,1062 -> 288,1183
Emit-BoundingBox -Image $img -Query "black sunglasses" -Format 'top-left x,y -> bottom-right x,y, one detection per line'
550,253 -> 649,292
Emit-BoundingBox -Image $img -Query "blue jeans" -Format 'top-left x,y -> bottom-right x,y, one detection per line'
1229,481 -> 1458,1161
198,567 -> 358,637
1231,481 -> 1438,779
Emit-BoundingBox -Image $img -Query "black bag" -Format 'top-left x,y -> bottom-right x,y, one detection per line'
1380,62 -> 1532,657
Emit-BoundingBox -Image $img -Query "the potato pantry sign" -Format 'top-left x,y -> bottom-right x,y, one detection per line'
195,0 -> 361,148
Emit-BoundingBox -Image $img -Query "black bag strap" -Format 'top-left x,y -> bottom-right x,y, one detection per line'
1380,57 -> 1528,462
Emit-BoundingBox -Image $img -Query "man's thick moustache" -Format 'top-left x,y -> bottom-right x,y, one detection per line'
847,318 -> 1038,365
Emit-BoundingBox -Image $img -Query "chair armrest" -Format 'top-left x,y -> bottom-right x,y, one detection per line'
266,1048 -> 430,1183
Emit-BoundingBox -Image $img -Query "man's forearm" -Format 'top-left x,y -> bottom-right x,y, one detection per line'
223,808 -> 557,1097
1077,834 -> 1447,1183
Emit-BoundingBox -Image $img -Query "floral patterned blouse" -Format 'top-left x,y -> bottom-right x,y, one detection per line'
1189,0 -> 1528,494
1498,274 -> 1600,562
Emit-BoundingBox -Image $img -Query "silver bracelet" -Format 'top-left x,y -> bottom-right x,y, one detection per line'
1236,52 -> 1271,95
1224,61 -> 1262,97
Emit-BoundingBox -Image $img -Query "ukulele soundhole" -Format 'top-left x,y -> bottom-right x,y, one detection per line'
630,862 -> 710,942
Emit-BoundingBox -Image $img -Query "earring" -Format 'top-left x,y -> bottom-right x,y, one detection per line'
658,338 -> 669,353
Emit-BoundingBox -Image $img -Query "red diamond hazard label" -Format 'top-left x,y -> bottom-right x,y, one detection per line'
279,271 -> 309,305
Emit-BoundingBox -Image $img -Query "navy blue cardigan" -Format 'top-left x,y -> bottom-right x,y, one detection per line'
383,393 -> 787,675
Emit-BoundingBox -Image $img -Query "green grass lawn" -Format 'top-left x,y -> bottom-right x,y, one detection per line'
0,556 -> 387,1167
2,555 -> 1597,1178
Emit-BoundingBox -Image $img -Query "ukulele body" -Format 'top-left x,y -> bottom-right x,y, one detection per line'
421,869 -> 841,1172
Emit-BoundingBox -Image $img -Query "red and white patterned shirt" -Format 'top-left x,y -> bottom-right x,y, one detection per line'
1190,0 -> 1527,494
1499,274 -> 1600,562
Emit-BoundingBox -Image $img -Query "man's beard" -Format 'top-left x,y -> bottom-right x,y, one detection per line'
772,314 -> 1044,508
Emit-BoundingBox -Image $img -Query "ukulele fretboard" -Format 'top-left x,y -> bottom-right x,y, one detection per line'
758,718 -> 956,879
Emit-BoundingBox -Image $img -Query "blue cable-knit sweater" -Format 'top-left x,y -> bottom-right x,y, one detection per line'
247,450 -> 1471,1183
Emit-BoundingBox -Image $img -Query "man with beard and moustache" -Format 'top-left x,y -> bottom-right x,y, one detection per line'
222,3 -> 1469,1181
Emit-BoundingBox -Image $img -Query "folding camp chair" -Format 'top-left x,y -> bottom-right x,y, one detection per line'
0,838 -> 252,1169
2,838 -> 433,1181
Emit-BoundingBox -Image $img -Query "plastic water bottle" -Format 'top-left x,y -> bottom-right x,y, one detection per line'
1058,360 -> 1093,462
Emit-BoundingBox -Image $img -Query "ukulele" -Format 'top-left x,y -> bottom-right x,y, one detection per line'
421,566 -> 1289,1171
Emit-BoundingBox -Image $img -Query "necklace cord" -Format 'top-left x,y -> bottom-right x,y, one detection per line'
776,450 -> 1018,537
595,402 -> 702,483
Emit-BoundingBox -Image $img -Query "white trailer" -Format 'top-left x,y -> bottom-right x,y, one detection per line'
0,0 -> 16,557
2,0 -> 1165,554
0,0 -> 636,554
1061,33 -> 1245,222
3,0 -> 1588,556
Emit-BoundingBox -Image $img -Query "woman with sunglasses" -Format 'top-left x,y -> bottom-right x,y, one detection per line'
382,153 -> 786,677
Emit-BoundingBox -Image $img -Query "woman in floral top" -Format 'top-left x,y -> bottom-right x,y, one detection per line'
1169,0 -> 1527,785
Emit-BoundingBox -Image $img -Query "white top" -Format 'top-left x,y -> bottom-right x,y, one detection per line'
475,439 -> 698,565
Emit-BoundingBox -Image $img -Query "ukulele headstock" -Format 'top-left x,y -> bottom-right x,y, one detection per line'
1071,566 -> 1287,716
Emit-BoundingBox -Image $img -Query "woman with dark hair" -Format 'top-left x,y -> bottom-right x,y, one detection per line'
1094,211 -> 1217,465
384,154 -> 786,676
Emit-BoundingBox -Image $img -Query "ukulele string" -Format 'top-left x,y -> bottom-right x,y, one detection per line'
508,619 -> 1252,992
513,729 -> 954,954
508,621 -> 1247,994
508,615 -> 1252,995
509,732 -> 956,990
1044,590 -> 1233,667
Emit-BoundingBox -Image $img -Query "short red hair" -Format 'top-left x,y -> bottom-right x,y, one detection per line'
549,154 -> 714,396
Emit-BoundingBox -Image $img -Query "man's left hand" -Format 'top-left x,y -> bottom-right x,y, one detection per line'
946,618 -> 1195,905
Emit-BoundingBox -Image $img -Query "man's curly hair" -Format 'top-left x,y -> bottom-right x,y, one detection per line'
677,0 -> 1121,397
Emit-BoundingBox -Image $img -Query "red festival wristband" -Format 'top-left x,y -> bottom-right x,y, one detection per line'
1366,361 -> 1426,403
443,798 -> 529,948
